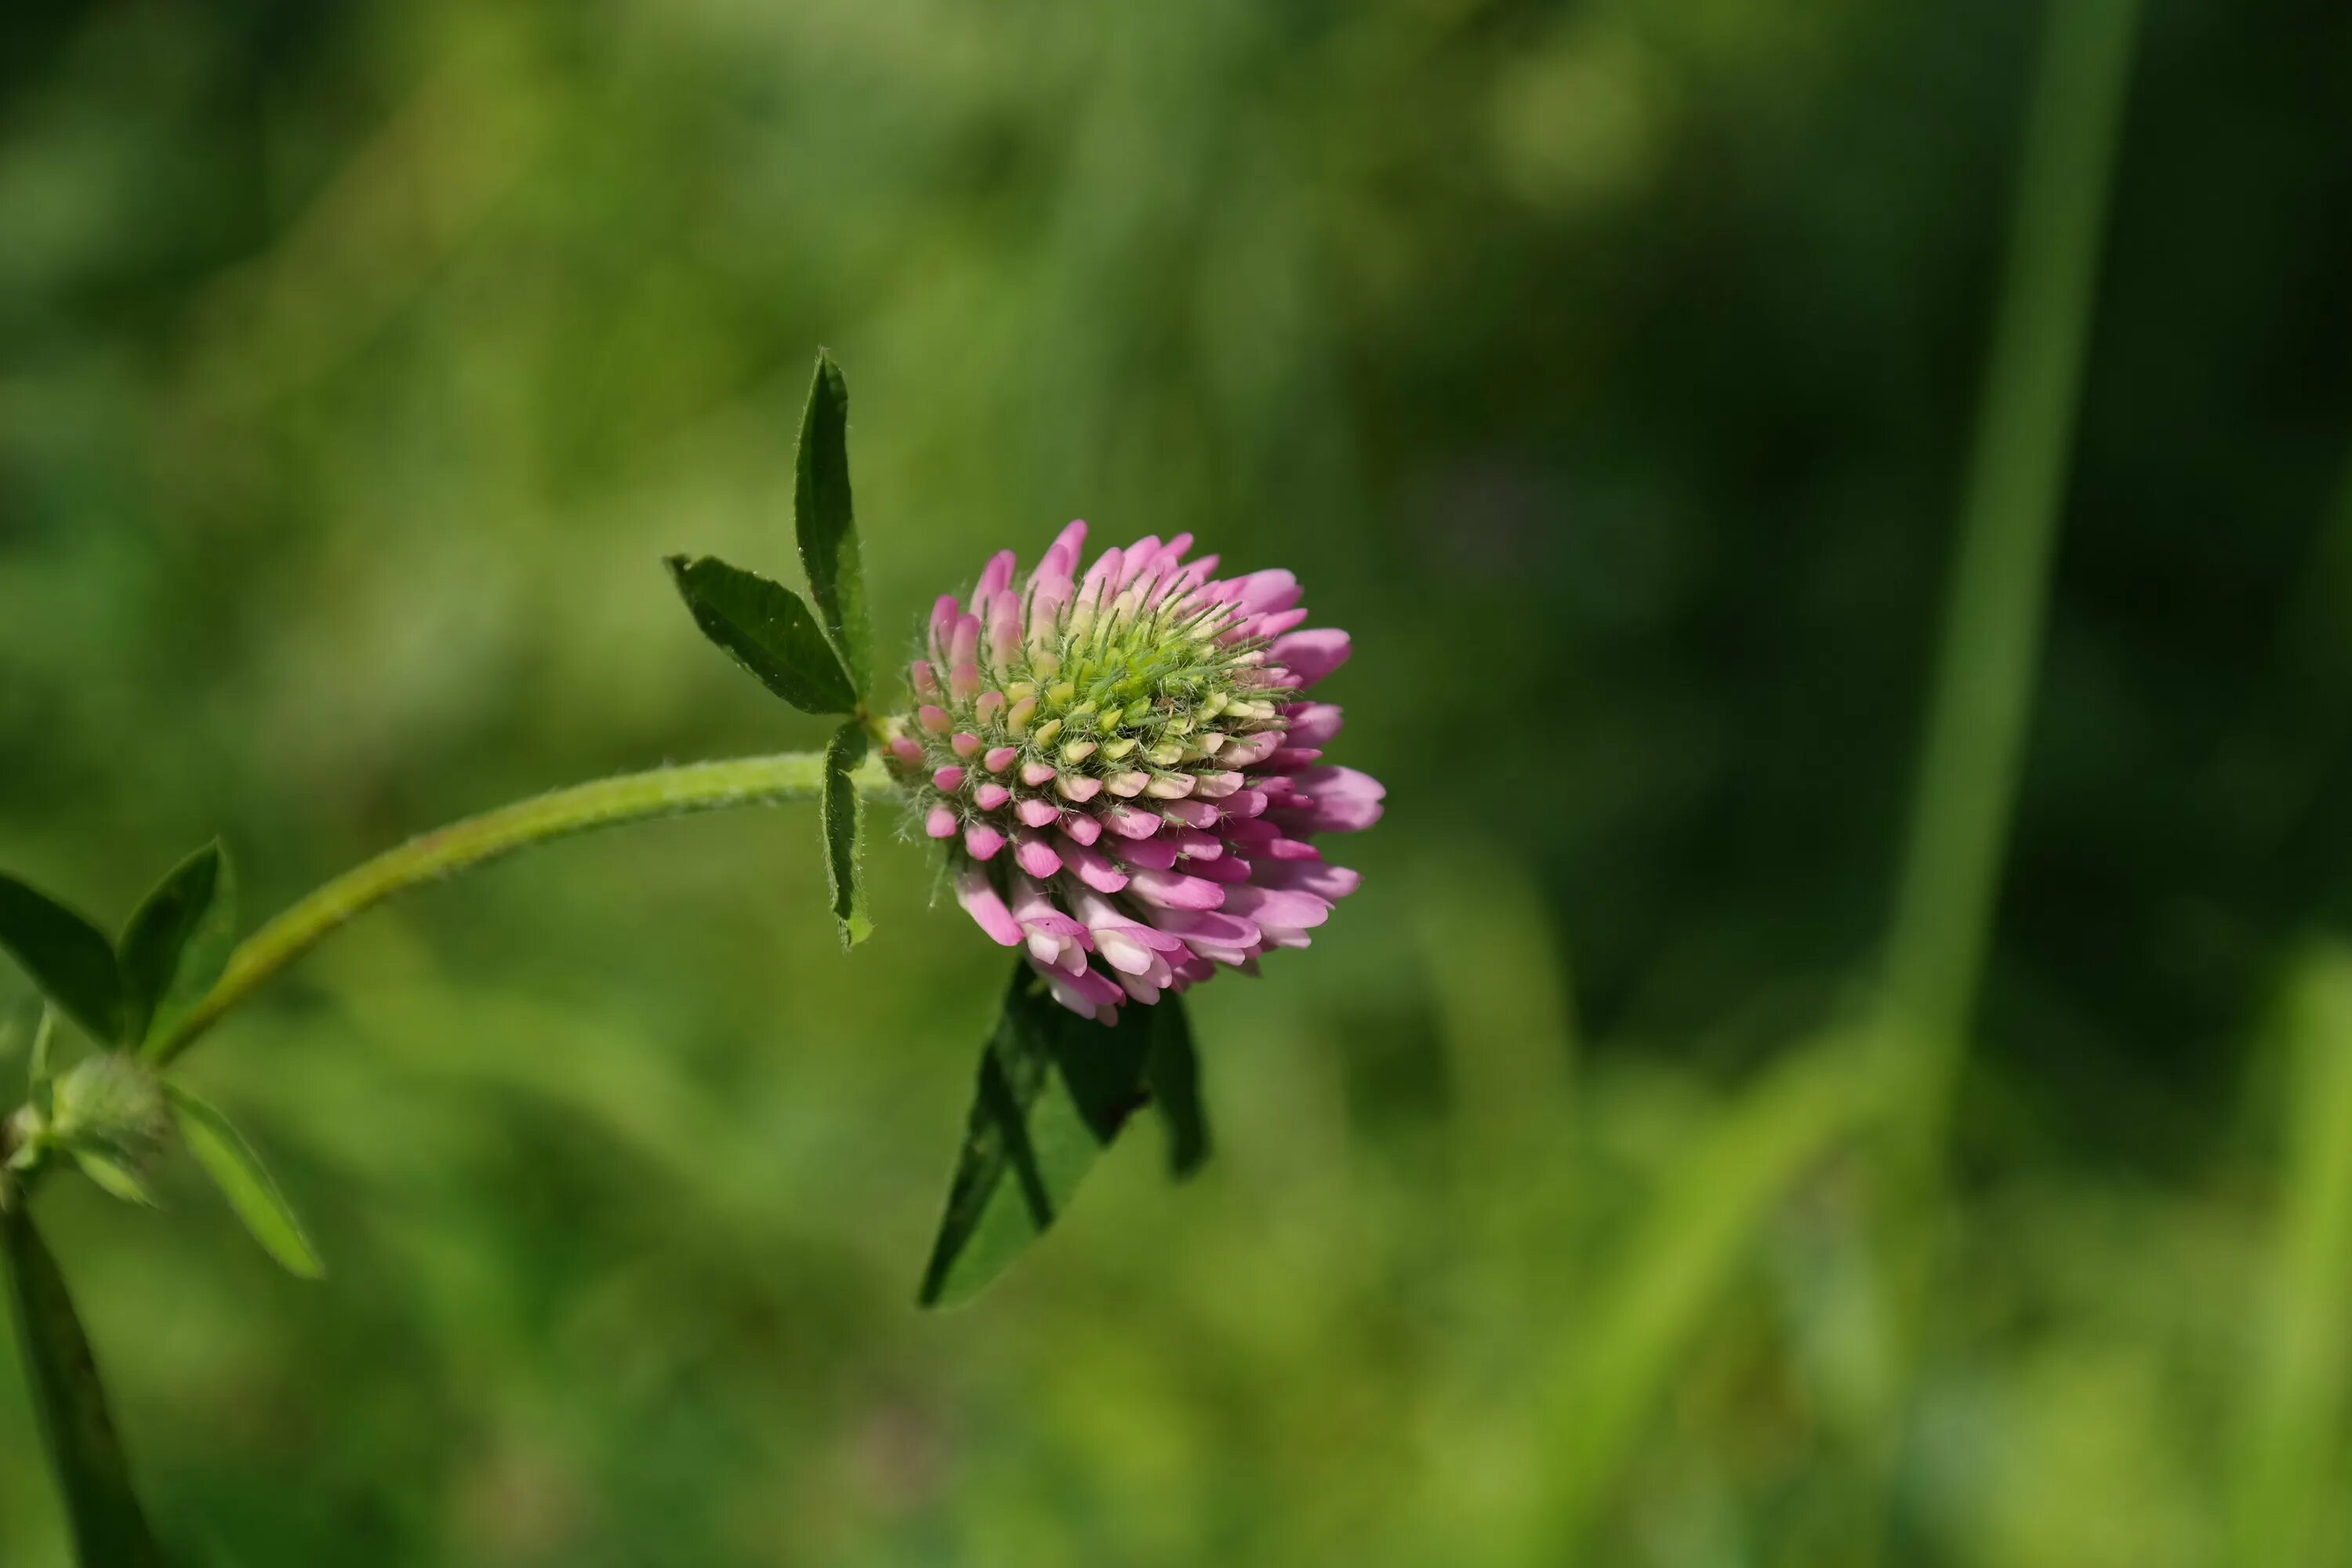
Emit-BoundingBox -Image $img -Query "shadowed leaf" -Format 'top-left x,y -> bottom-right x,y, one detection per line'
165,1085 -> 324,1279
1145,996 -> 1210,1179
795,350 -> 869,695
119,843 -> 236,1049
666,555 -> 858,715
0,1202 -> 168,1566
918,968 -> 1163,1308
822,721 -> 873,949
0,875 -> 122,1046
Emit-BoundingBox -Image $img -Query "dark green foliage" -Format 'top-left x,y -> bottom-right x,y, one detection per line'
794,350 -> 870,696
920,974 -> 1200,1307
0,877 -> 122,1047
0,1204 -> 167,1567
118,843 -> 235,1049
820,721 -> 873,949
666,555 -> 858,715
1145,999 -> 1210,1180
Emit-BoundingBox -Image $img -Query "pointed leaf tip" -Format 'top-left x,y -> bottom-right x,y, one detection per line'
822,721 -> 874,949
166,1084 -> 325,1279
0,874 -> 122,1045
121,840 -> 237,1050
794,350 -> 869,695
667,554 -> 858,715
917,969 -> 1161,1308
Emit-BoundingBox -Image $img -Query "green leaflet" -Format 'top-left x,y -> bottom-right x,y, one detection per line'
1145,1000 -> 1210,1180
822,721 -> 873,949
165,1084 -> 325,1279
794,350 -> 870,696
0,875 -> 122,1047
0,1202 -> 168,1567
919,974 -> 1204,1308
666,555 -> 858,716
118,842 -> 236,1050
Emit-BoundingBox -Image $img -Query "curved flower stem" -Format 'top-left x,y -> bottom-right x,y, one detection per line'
147,750 -> 895,1068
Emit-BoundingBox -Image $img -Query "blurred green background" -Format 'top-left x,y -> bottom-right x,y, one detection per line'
5,0 -> 2352,1562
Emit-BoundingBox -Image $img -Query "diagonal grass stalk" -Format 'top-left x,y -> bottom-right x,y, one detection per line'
2226,949 -> 2352,1566
1882,0 -> 2143,1109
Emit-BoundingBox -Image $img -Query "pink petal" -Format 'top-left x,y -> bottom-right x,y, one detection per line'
1104,805 -> 1160,840
1116,836 -> 1181,872
1281,702 -> 1345,746
1222,884 -> 1330,930
976,549 -> 1017,601
1254,859 -> 1363,901
1162,800 -> 1218,829
956,870 -> 1022,946
1149,908 -> 1262,949
1270,629 -> 1351,686
1127,868 -> 1225,910
1233,568 -> 1301,615
1014,830 -> 1063,880
1057,840 -> 1130,894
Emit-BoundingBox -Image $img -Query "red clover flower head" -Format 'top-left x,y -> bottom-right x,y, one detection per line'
887,521 -> 1383,1022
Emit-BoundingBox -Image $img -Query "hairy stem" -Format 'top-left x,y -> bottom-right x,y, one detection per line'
148,751 -> 893,1067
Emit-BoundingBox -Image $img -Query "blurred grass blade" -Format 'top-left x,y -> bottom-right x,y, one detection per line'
919,967 -> 1158,1308
1883,0 -> 2143,1079
1538,1033 -> 1883,1554
118,843 -> 237,1048
1415,840 -> 1579,1147
165,1084 -> 325,1279
0,1200 -> 168,1566
0,874 -> 124,1046
1145,995 -> 1209,1179
794,349 -> 869,695
821,721 -> 873,949
2226,946 -> 2352,1566
665,554 -> 858,715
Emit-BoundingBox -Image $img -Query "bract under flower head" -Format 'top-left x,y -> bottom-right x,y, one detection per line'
888,521 -> 1382,1022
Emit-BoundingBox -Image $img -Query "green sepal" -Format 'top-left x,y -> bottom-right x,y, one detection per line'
1144,997 -> 1210,1180
0,1200 -> 169,1567
69,1149 -> 155,1207
0,874 -> 122,1045
821,721 -> 873,949
666,554 -> 858,715
793,349 -> 870,696
918,968 -> 1168,1308
164,1084 -> 325,1279
119,841 -> 236,1050
27,1005 -> 56,1120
